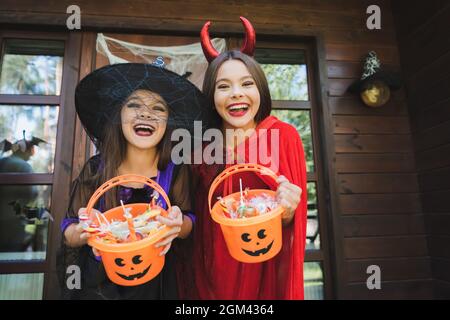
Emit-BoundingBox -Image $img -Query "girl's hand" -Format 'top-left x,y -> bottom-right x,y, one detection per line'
64,207 -> 102,248
276,175 -> 302,226
154,206 -> 183,256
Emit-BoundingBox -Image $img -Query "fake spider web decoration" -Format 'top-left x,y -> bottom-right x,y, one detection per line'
96,33 -> 227,89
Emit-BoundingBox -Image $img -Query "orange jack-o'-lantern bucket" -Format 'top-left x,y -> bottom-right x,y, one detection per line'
86,174 -> 171,286
208,164 -> 284,263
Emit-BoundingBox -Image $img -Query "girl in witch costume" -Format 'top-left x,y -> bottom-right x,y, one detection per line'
187,17 -> 307,299
58,62 -> 208,299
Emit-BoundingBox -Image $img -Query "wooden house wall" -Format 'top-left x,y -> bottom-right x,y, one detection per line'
392,1 -> 450,299
0,0 -> 436,299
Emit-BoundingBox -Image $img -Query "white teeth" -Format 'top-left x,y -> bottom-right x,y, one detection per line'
228,104 -> 249,111
134,124 -> 154,131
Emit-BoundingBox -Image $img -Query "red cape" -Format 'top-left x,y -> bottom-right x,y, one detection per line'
191,116 -> 307,299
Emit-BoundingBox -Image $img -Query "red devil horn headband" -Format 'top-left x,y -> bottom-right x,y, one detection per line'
200,16 -> 256,63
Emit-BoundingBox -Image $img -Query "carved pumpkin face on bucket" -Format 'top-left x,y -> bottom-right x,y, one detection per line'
99,243 -> 165,286
240,228 -> 274,257
86,176 -> 171,286
114,254 -> 152,281
209,164 -> 285,263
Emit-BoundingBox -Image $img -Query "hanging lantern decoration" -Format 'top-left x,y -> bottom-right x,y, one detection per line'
348,51 -> 402,108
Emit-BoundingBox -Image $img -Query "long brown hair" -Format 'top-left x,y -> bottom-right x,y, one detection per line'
75,91 -> 174,212
202,50 -> 272,124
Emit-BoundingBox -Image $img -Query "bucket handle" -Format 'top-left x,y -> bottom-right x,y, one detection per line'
86,174 -> 172,216
208,163 -> 279,213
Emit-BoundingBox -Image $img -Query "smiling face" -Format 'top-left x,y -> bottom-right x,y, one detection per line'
240,228 -> 274,257
214,59 -> 261,131
120,90 -> 169,150
114,254 -> 152,281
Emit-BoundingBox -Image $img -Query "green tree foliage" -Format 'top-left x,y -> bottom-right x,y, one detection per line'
0,55 -> 61,95
261,64 -> 308,101
262,64 -> 314,171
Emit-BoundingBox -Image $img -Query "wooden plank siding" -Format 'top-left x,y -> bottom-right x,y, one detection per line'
324,1 -> 430,298
392,0 -> 450,299
0,0 -> 438,299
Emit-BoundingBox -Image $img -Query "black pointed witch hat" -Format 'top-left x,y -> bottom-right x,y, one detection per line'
75,62 -> 211,146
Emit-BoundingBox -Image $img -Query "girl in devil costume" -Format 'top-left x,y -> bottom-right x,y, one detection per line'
188,17 -> 307,299
58,63 -> 209,299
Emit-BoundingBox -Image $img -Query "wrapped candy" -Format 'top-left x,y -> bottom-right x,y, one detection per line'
219,191 -> 279,219
86,206 -> 165,244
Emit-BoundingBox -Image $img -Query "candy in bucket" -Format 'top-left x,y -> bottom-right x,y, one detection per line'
84,174 -> 172,286
208,164 -> 285,263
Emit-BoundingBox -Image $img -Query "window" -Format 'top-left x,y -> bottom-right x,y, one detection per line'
256,44 -> 331,299
0,39 -> 64,95
0,39 -> 63,261
0,273 -> 44,300
0,31 -> 79,299
0,105 -> 59,173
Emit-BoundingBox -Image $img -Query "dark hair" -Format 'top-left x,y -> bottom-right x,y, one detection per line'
202,50 -> 272,124
77,91 -> 174,211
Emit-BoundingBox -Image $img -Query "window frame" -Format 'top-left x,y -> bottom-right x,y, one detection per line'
253,39 -> 334,299
0,30 -> 336,299
0,29 -> 81,299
